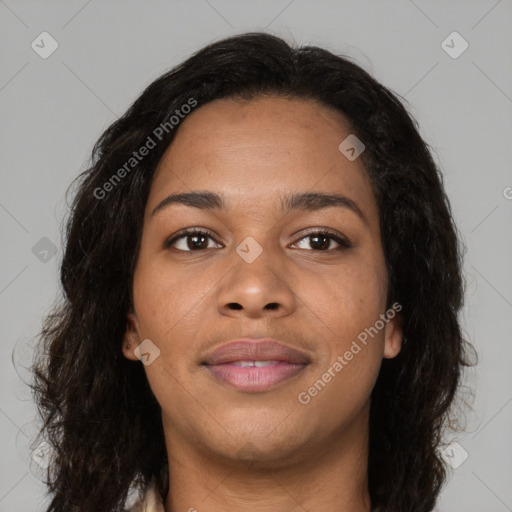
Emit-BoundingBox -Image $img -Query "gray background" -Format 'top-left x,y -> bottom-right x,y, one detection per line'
1,1 -> 511,510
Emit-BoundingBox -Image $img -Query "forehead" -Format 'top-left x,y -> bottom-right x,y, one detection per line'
147,96 -> 377,222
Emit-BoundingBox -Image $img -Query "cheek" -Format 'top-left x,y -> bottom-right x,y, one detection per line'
303,257 -> 387,395
301,270 -> 385,423
309,258 -> 386,335
132,253 -> 206,336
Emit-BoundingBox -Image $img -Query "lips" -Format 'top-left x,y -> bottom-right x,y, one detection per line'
201,338 -> 311,392
202,339 -> 311,365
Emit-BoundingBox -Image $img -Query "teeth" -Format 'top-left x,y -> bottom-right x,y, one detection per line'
231,360 -> 280,367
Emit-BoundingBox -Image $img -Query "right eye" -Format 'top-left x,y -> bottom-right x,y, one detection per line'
164,228 -> 223,252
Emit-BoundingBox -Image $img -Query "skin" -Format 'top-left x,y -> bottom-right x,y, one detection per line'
123,95 -> 403,512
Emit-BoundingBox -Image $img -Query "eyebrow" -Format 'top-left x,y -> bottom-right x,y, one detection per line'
151,190 -> 367,223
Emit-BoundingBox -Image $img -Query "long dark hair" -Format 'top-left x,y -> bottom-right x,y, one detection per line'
28,32 -> 476,511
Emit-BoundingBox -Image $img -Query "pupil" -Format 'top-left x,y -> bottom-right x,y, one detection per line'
311,235 -> 329,250
188,235 -> 207,250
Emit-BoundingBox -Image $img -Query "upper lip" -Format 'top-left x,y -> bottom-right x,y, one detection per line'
202,338 -> 311,365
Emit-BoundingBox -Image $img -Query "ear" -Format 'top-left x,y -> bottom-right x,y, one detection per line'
383,312 -> 403,359
122,311 -> 141,361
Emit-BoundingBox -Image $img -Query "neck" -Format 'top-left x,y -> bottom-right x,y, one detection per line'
162,406 -> 373,512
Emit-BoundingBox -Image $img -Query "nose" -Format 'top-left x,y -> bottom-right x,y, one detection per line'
216,245 -> 297,319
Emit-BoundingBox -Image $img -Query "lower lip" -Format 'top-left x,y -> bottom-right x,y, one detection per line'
204,362 -> 308,392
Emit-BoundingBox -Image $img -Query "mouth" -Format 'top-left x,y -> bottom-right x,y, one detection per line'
201,338 -> 311,393
203,361 -> 308,392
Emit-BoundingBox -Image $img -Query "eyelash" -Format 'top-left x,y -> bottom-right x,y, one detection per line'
164,227 -> 351,252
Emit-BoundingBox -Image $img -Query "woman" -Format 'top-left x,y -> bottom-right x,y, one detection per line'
31,32 -> 475,512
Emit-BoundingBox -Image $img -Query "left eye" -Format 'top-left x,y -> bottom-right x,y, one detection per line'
292,231 -> 351,251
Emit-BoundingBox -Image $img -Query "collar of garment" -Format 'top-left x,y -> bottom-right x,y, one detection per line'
125,477 -> 165,512
125,477 -> 381,512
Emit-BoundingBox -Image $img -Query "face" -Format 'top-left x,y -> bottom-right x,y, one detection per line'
123,95 -> 402,467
